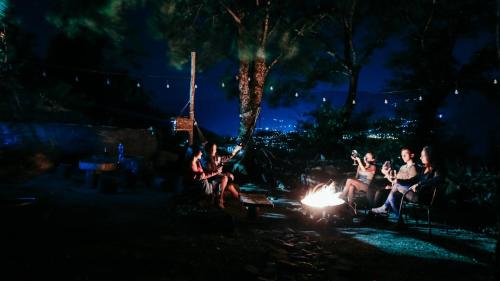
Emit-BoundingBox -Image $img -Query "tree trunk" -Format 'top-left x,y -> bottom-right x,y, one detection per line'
341,66 -> 359,128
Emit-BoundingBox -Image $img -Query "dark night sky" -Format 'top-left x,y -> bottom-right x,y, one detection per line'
12,0 -> 500,155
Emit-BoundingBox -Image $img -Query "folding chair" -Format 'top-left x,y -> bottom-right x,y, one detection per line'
398,185 -> 439,234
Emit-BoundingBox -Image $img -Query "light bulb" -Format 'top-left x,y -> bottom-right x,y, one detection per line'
352,100 -> 356,105
166,83 -> 170,88
221,82 -> 225,88
42,71 -> 47,77
384,99 -> 388,104
322,97 -> 326,102
195,84 -> 198,89
454,89 -> 459,95
136,82 -> 141,88
106,78 -> 110,85
494,79 -> 498,85
75,76 -> 79,82
295,92 -> 299,97
419,95 -> 423,101
270,86 -> 274,91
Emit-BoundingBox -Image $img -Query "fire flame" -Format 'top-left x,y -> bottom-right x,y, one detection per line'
301,182 -> 345,208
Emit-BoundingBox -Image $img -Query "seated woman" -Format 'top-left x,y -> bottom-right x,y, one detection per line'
405,146 -> 443,203
371,147 -> 420,217
203,143 -> 241,209
187,146 -> 222,198
340,152 -> 377,206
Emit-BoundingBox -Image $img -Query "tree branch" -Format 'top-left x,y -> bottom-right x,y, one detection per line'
261,0 -> 270,46
220,2 -> 241,25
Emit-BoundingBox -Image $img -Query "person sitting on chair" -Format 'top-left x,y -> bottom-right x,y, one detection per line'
371,147 -> 420,216
340,152 -> 377,206
404,146 -> 443,203
204,142 -> 241,209
188,146 -> 222,198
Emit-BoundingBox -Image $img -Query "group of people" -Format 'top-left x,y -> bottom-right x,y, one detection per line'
340,146 -> 442,218
186,142 -> 242,209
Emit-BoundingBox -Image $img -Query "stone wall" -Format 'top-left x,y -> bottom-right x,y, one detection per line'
0,122 -> 158,160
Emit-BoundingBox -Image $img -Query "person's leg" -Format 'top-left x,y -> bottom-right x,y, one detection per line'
372,185 -> 396,214
225,183 -> 239,199
387,183 -> 409,216
218,175 -> 229,208
341,179 -> 353,199
347,180 -> 368,202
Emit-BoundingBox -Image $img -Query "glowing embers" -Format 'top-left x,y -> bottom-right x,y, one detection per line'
301,181 -> 345,208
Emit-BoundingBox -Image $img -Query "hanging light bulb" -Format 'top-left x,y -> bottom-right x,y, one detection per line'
166,81 -> 170,88
74,76 -> 79,82
269,85 -> 274,91
42,71 -> 47,77
195,84 -> 198,89
352,99 -> 356,105
221,82 -> 225,88
322,97 -> 326,102
136,82 -> 141,88
384,99 -> 388,104
419,95 -> 423,101
438,113 -> 443,119
454,89 -> 459,95
106,78 -> 110,86
248,77 -> 251,81
494,79 -> 498,85
295,92 -> 299,97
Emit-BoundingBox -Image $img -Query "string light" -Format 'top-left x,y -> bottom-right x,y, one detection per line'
221,82 -> 225,88
322,97 -> 326,102
74,76 -> 79,82
419,95 -> 423,101
269,85 -> 274,91
295,92 -> 299,97
352,99 -> 356,105
438,113 -> 443,119
494,79 -> 498,85
106,78 -> 110,85
454,89 -> 459,95
166,81 -> 170,88
195,84 -> 198,89
136,82 -> 141,88
42,71 -> 46,77
384,99 -> 388,104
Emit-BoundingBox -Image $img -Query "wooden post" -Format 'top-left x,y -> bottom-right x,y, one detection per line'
188,52 -> 196,145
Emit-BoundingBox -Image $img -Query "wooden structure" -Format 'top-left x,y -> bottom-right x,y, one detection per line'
172,52 -> 197,145
239,193 -> 274,218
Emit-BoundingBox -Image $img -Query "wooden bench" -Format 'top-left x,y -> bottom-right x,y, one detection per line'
239,193 -> 274,218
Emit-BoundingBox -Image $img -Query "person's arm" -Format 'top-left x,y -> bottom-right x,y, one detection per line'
220,145 -> 242,163
411,170 -> 443,192
192,161 -> 220,180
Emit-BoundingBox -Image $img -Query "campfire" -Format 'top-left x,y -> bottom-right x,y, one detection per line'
301,181 -> 353,224
301,181 -> 345,208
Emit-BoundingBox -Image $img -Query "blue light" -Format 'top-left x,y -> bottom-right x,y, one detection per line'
438,114 -> 443,119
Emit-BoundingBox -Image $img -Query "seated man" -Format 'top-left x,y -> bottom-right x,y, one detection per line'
371,147 -> 420,217
340,151 -> 377,206
203,142 -> 241,209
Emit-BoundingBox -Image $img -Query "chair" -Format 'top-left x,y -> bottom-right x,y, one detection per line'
398,185 -> 439,234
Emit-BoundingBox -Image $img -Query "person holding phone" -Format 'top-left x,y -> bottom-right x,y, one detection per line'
371,147 -> 420,216
340,151 -> 377,206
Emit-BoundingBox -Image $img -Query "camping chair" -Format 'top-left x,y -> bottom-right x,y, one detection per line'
350,173 -> 380,215
398,185 -> 440,235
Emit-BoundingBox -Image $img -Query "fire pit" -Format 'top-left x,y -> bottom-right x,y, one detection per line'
301,181 -> 354,225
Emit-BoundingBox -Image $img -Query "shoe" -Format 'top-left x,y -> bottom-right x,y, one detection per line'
371,205 -> 388,214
